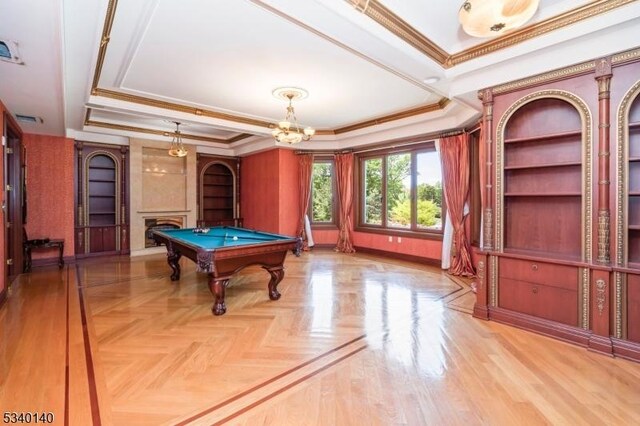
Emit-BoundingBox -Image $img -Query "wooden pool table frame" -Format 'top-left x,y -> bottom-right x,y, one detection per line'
152,228 -> 302,315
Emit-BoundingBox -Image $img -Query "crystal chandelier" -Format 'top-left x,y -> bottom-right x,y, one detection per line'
271,88 -> 315,144
168,121 -> 187,157
459,0 -> 540,38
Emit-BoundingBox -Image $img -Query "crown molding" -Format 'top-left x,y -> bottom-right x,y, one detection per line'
84,108 -> 252,144
449,0 -> 637,66
346,0 -> 448,64
332,98 -> 450,134
347,0 -> 637,68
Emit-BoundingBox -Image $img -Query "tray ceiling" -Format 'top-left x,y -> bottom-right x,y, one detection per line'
2,0 -> 640,153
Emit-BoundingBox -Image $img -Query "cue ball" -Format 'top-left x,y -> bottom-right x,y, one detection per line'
232,236 -> 238,240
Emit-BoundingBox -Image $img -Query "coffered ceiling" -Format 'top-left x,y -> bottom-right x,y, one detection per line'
2,0 -> 640,154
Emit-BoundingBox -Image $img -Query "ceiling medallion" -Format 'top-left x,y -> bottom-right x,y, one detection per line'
459,0 -> 540,38
271,87 -> 315,144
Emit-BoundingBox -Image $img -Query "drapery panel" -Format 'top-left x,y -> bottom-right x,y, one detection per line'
440,134 -> 475,276
334,153 -> 355,253
297,154 -> 313,251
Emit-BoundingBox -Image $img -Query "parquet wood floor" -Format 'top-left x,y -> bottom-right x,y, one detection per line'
1,250 -> 640,425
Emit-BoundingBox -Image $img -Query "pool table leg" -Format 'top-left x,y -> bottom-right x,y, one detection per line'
264,266 -> 285,300
167,249 -> 182,281
209,277 -> 229,316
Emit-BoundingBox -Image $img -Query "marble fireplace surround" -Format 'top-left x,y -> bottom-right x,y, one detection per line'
129,138 -> 197,256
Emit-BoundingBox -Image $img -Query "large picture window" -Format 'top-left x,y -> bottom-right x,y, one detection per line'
358,142 -> 443,238
309,159 -> 337,226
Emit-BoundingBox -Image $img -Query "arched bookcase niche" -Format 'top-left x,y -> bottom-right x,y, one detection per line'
197,157 -> 241,227
615,80 -> 640,343
496,92 -> 592,262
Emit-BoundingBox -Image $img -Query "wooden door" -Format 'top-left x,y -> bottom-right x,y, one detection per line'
3,114 -> 23,278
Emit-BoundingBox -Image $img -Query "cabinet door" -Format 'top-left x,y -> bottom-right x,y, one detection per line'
102,227 -> 116,252
89,228 -> 103,253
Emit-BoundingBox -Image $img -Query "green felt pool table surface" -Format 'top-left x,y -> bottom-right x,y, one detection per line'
154,227 -> 295,250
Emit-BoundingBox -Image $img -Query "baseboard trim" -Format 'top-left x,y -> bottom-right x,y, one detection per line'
473,304 -> 489,320
612,337 -> 640,363
489,307 -> 591,347
588,334 -> 614,356
354,246 -> 440,266
310,244 -> 335,250
30,255 -> 76,269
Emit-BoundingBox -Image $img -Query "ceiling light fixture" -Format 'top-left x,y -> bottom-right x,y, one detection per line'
271,87 -> 315,144
168,121 -> 187,157
459,0 -> 540,38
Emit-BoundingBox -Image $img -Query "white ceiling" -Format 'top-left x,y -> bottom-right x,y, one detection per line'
1,0 -> 640,154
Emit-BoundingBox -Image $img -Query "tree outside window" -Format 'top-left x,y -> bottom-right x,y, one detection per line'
310,160 -> 335,225
359,143 -> 443,236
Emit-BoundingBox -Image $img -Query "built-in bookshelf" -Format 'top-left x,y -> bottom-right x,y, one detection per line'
88,155 -> 116,226
503,98 -> 583,260
200,161 -> 235,225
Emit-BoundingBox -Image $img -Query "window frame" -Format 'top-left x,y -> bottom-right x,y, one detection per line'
308,156 -> 339,229
355,141 -> 445,240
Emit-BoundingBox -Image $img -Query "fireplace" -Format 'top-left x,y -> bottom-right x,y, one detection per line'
145,216 -> 184,247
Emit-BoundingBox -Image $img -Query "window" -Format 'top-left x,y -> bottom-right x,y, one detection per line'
309,159 -> 337,226
0,42 -> 10,59
358,142 -> 444,238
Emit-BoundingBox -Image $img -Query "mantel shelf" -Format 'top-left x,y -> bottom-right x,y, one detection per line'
504,129 -> 581,144
504,161 -> 581,170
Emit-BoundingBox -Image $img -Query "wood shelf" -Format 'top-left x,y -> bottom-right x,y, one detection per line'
89,166 -> 116,171
88,179 -> 116,183
504,129 -> 581,144
504,192 -> 581,197
504,161 -> 581,170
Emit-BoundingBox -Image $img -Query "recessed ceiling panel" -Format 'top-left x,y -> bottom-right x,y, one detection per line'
377,0 -> 593,52
103,0 -> 438,129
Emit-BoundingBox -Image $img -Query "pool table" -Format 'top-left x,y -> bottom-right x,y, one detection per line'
152,227 -> 302,315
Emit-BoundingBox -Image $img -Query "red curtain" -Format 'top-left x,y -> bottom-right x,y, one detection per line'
440,134 -> 475,276
297,154 -> 313,250
334,153 -> 355,253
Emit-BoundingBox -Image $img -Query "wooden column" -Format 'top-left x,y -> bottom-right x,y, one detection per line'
120,146 -> 129,252
596,57 -> 612,264
480,89 -> 494,251
75,141 -> 85,254
474,89 -> 494,320
589,57 -> 613,355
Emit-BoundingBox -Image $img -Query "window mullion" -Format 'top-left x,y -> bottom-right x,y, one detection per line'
411,151 -> 417,231
382,155 -> 387,229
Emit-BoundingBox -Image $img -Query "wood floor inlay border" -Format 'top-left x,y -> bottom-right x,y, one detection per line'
64,266 -> 70,426
75,265 -> 102,426
175,335 -> 368,425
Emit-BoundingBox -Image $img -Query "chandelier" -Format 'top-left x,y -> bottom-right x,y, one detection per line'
271,87 -> 315,144
459,0 -> 540,38
168,121 -> 187,157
